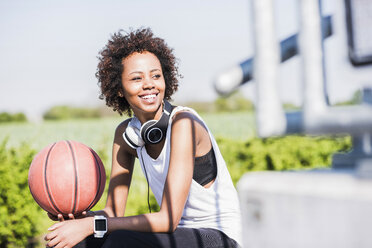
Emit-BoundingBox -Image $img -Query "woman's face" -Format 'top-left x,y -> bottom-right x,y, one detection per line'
121,51 -> 166,120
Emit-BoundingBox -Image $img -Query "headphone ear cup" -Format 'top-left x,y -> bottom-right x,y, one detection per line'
123,123 -> 145,149
140,120 -> 158,144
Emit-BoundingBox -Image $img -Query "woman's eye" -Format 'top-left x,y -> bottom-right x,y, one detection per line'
131,77 -> 141,81
153,74 -> 161,79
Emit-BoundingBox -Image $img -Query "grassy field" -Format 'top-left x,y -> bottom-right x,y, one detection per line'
0,111 -> 255,151
0,111 -> 255,246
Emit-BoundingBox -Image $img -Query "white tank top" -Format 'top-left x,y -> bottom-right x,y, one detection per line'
136,106 -> 242,246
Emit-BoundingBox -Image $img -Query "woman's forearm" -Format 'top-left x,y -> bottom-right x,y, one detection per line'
107,211 -> 174,234
90,208 -> 114,218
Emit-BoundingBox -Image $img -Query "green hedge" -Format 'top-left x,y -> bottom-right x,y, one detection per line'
43,106 -> 101,120
0,112 -> 27,123
0,140 -> 43,248
217,135 -> 352,185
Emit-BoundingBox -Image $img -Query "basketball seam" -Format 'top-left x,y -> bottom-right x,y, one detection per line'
86,149 -> 102,211
44,142 -> 62,214
66,140 -> 78,215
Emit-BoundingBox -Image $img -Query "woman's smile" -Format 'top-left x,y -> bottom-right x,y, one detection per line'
139,92 -> 159,103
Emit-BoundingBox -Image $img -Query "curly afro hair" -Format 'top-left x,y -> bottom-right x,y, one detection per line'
96,28 -> 181,116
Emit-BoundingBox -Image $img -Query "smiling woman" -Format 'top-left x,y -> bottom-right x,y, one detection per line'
44,28 -> 242,248
96,28 -> 180,117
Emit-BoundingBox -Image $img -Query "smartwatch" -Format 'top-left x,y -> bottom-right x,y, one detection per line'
94,215 -> 107,238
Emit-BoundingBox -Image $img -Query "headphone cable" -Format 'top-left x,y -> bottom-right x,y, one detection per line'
139,147 -> 151,213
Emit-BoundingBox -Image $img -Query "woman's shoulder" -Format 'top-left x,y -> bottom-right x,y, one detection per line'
170,106 -> 211,157
171,107 -> 208,133
172,109 -> 195,120
171,106 -> 199,121
115,118 -> 132,135
171,108 -> 203,128
113,118 -> 138,156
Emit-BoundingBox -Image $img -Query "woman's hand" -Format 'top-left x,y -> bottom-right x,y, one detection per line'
44,216 -> 94,248
47,211 -> 90,221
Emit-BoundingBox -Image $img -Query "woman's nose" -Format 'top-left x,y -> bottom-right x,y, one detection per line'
143,77 -> 155,89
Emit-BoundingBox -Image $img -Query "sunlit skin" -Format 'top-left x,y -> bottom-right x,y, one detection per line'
44,51 -> 213,248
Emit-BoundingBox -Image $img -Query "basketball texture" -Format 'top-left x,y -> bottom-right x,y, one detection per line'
28,140 -> 106,217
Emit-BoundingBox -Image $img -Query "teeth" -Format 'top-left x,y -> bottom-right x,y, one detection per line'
142,94 -> 156,99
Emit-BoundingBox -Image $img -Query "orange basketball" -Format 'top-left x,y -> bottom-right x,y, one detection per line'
28,140 -> 106,217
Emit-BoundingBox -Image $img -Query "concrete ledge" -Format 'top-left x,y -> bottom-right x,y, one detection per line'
237,170 -> 372,248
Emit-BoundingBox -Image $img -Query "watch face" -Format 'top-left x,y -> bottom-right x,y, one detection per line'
95,219 -> 107,231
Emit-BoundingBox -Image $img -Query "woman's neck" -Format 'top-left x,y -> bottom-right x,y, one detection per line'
135,103 -> 163,124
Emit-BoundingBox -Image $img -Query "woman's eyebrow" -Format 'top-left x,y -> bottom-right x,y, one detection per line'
128,68 -> 160,75
128,71 -> 143,75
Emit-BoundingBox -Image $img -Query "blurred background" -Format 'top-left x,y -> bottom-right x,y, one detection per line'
1,0 -> 371,121
0,0 -> 371,247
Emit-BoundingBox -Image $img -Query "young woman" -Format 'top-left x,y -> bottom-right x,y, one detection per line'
45,28 -> 242,248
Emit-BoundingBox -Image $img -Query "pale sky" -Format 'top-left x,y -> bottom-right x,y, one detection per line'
0,0 -> 371,120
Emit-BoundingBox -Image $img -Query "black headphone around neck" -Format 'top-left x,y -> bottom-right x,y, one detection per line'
123,100 -> 175,149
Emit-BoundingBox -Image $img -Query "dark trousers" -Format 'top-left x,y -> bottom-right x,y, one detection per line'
74,228 -> 239,248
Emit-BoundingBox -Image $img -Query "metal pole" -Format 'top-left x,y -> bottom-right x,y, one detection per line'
298,0 -> 328,132
252,0 -> 286,137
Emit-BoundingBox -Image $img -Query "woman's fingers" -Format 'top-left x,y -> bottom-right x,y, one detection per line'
49,212 -> 82,221
47,222 -> 64,232
57,214 -> 65,222
47,212 -> 58,221
46,236 -> 61,248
